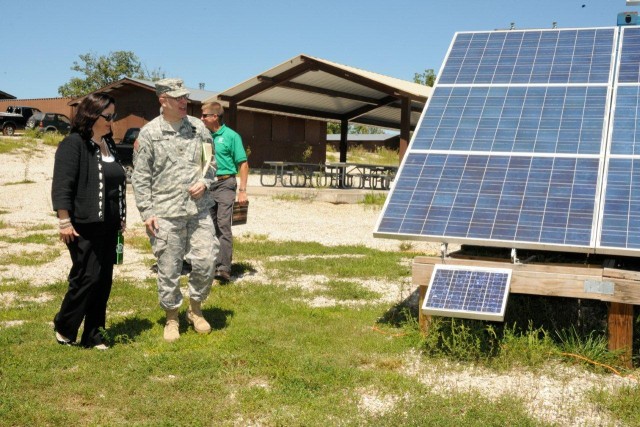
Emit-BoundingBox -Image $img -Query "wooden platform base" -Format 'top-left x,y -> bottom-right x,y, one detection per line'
413,256 -> 637,367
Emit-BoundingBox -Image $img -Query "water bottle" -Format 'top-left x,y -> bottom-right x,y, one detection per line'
116,230 -> 124,265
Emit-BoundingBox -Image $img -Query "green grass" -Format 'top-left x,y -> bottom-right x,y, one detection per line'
22,128 -> 65,147
588,385 -> 640,426
125,233 -> 152,252
313,279 -> 382,301
23,223 -> 55,232
0,137 -> 36,154
360,192 -> 387,207
0,238 -> 637,426
0,233 -> 57,245
0,248 -> 61,266
0,272 -> 542,426
41,131 -> 65,147
327,145 -> 400,166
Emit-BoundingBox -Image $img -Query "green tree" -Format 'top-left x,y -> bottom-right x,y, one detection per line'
326,123 -> 384,134
327,122 -> 341,134
58,51 -> 164,97
414,68 -> 436,87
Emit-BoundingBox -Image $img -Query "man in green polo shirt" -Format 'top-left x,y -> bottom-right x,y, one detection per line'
201,102 -> 249,282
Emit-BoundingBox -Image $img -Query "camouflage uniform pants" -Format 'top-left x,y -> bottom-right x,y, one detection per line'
149,211 -> 219,310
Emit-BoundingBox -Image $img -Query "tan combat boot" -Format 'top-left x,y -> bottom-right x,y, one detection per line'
163,308 -> 180,342
187,299 -> 211,334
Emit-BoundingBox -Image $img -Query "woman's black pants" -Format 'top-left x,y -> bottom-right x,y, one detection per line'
53,222 -> 117,347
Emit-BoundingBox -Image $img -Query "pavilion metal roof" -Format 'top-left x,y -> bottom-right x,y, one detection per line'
206,54 -> 432,130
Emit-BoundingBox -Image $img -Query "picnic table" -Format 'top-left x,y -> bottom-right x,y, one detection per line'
325,162 -> 398,190
260,161 -> 398,190
260,161 -> 325,187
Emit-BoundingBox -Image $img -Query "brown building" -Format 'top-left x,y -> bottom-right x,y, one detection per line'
0,97 -> 75,118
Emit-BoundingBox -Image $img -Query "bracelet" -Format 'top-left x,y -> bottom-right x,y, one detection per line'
59,223 -> 72,230
239,189 -> 246,192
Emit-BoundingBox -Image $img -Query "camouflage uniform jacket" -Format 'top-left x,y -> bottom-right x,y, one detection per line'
132,115 -> 216,221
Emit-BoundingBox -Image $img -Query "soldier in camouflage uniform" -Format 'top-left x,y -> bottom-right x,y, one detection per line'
132,78 -> 219,342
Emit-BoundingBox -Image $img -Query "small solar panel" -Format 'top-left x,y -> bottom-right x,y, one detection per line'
422,265 -> 512,322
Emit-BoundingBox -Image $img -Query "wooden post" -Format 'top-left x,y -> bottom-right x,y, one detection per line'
339,118 -> 348,163
608,302 -> 634,368
418,284 -> 429,333
227,102 -> 238,130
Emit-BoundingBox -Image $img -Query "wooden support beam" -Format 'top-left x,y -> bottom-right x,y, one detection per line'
608,302 -> 633,368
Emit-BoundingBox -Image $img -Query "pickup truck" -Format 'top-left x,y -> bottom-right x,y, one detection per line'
0,106 -> 41,136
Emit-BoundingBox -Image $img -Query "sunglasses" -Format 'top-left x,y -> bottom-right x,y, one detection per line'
100,113 -> 117,121
201,113 -> 217,118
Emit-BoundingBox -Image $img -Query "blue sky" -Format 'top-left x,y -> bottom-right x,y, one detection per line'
1,0 -> 635,99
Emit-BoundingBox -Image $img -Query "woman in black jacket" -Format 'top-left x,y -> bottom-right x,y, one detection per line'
51,92 -> 126,349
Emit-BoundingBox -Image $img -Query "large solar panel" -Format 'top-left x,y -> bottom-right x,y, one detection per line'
375,26 -> 628,254
422,265 -> 512,321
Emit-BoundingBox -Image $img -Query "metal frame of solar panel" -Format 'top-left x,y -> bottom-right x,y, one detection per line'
422,265 -> 512,321
375,27 -> 622,255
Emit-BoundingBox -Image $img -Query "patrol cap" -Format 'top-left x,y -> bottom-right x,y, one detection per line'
155,78 -> 190,98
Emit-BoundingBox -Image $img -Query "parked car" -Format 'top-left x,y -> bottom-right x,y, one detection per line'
115,127 -> 139,182
25,112 -> 71,135
0,106 -> 41,136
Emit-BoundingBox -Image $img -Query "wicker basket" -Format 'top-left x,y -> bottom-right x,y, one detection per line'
232,201 -> 249,226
